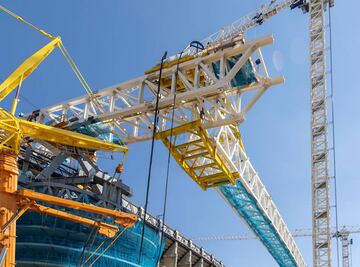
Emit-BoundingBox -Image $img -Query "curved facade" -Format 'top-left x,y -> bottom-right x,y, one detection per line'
17,212 -> 163,267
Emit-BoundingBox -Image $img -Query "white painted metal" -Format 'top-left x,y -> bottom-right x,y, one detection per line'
340,231 -> 350,267
213,125 -> 306,267
183,0 -> 298,56
309,0 -> 331,266
29,0 -> 343,264
193,225 -> 360,241
31,36 -> 282,145
29,34 -> 309,266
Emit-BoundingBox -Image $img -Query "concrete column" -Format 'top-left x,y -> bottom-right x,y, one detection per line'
178,250 -> 192,267
193,258 -> 203,267
160,241 -> 178,267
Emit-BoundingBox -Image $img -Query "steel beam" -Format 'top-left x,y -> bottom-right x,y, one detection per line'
309,1 -> 331,266
28,36 -> 282,145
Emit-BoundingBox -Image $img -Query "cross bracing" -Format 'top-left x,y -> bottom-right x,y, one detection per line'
27,35 -> 306,267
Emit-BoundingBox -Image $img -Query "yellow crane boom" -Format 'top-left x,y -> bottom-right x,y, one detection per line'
0,7 -> 133,267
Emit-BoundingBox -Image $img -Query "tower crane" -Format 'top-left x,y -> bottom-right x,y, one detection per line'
23,2 -> 312,267
1,0 -> 336,266
0,17 -> 137,267
194,225 -> 358,267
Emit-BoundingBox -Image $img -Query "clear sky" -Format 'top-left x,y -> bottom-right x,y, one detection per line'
1,0 -> 359,266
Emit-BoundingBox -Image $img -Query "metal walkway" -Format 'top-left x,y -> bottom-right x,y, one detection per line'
219,182 -> 300,267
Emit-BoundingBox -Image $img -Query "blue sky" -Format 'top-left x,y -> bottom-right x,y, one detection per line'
1,0 -> 359,266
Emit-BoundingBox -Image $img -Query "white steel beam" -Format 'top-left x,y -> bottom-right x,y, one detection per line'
29,36 -> 282,145
309,1 -> 331,266
27,35 -> 306,266
214,125 -> 306,267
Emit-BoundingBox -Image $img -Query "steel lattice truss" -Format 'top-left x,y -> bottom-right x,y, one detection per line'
340,231 -> 350,267
183,0 -> 297,56
309,1 -> 331,266
30,36 -> 281,144
27,35 -> 308,266
157,121 -> 306,266
214,125 -> 306,266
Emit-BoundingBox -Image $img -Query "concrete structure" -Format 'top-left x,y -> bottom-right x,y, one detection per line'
17,146 -> 224,267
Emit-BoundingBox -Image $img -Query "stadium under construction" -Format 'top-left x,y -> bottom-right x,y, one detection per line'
0,0 -> 357,267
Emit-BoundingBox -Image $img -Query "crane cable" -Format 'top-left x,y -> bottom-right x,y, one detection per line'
137,51 -> 167,264
0,5 -> 104,112
77,224 -> 98,266
0,5 -> 54,39
155,51 -> 184,264
88,227 -> 128,267
327,3 -> 340,267
80,226 -> 128,267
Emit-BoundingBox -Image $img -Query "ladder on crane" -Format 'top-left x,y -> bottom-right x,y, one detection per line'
32,33 -> 305,266
20,0 -> 336,266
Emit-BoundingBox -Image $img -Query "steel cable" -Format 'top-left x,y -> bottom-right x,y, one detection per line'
137,51 -> 167,264
155,50 -> 184,264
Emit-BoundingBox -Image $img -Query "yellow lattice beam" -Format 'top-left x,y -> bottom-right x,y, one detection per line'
157,120 -> 241,190
0,109 -> 127,154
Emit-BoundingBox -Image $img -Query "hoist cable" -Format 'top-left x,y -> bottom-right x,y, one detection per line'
155,51 -> 184,264
137,51 -> 167,264
0,5 -> 55,39
57,43 -> 104,111
0,5 -> 103,112
80,239 -> 107,267
327,4 -> 340,267
87,227 -> 128,267
77,225 -> 98,267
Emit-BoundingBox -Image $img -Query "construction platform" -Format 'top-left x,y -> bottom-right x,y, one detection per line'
16,146 -> 224,267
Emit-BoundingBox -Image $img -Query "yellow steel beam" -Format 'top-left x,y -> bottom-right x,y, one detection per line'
0,108 -> 128,154
199,171 -> 239,183
175,139 -> 203,150
183,151 -> 209,160
160,136 -> 206,189
17,189 -> 137,228
192,162 -> 217,171
0,37 -> 61,102
229,124 -> 246,151
156,120 -> 201,139
17,118 -> 128,153
30,203 -> 119,238
197,127 -> 237,185
0,109 -> 22,154
185,146 -> 207,154
144,55 -> 195,75
158,120 -> 244,189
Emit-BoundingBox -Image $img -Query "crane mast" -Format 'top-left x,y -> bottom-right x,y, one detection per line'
309,0 -> 332,266
192,0 -> 335,265
21,0 -> 337,266
195,225 -> 358,267
339,231 -> 351,267
30,34 -> 306,266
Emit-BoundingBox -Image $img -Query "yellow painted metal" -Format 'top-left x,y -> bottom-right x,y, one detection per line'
0,108 -> 127,154
144,55 -> 195,75
17,189 -> 137,228
30,203 -> 119,238
0,37 -> 61,102
18,117 -> 128,153
144,50 -> 209,75
0,5 -> 102,111
0,109 -> 23,154
157,120 -> 239,190
0,7 -> 134,265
